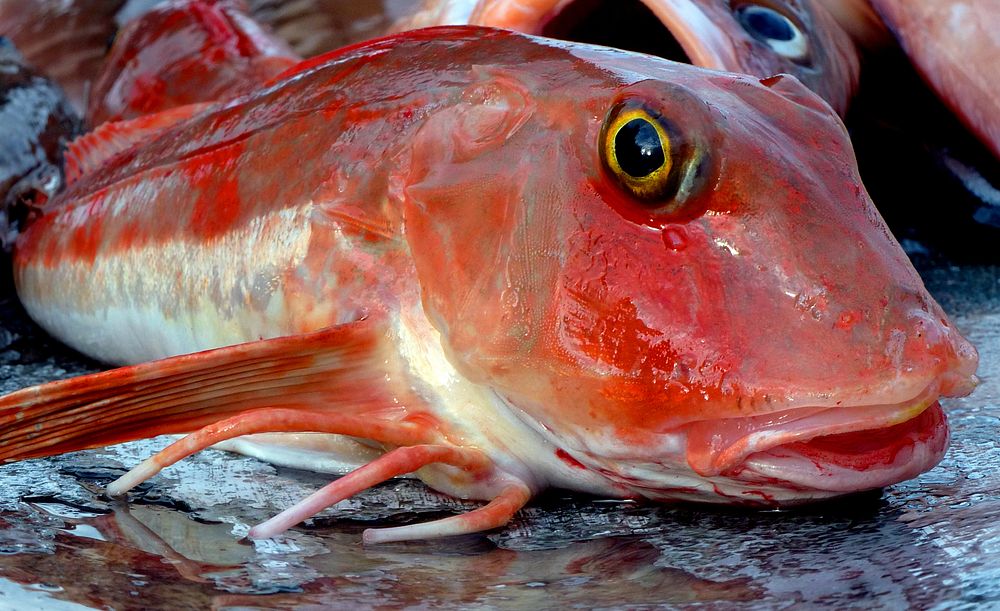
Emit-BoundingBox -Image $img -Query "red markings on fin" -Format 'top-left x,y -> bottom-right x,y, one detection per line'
65,103 -> 211,185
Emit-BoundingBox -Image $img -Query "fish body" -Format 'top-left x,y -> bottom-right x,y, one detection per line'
0,37 -> 82,249
391,0 -> 860,114
1,27 -> 977,542
868,0 -> 1000,161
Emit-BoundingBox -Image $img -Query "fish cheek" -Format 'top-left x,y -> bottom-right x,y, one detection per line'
399,93 -> 569,370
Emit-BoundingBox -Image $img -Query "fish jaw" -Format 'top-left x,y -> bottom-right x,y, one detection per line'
512,390 -> 952,504
740,401 -> 949,496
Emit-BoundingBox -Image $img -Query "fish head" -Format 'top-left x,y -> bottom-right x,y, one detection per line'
400,37 -> 978,504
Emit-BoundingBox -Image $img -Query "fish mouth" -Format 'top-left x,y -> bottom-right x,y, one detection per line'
539,0 -> 694,65
740,402 -> 948,493
682,387 -> 950,494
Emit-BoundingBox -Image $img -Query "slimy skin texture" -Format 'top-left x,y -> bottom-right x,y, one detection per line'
0,27 -> 978,540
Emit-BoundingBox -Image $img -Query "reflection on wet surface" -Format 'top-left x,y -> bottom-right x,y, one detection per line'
0,262 -> 998,609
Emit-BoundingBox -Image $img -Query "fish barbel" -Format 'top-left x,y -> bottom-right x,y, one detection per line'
391,0 -> 860,114
0,26 -> 978,543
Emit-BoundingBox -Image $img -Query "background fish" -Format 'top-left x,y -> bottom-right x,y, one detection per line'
821,0 -> 891,51
0,0 -> 423,114
87,0 -> 300,126
247,0 -> 423,58
845,37 -> 1000,264
391,0 -> 860,114
0,28 -> 976,542
0,0 -> 134,112
867,0 -> 1000,162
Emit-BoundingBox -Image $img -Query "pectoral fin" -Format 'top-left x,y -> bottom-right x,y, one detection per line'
0,318 -> 424,462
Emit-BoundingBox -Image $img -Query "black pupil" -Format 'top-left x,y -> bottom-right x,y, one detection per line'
615,118 -> 665,178
737,6 -> 796,42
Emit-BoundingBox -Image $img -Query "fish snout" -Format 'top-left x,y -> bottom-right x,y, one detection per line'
894,308 -> 979,398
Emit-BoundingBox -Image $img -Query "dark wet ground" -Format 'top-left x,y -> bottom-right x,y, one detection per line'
0,260 -> 995,610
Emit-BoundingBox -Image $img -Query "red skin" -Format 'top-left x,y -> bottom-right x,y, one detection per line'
8,27 -> 978,511
87,0 -> 299,126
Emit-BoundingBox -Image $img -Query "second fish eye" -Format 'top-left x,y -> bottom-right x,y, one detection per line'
734,4 -> 809,62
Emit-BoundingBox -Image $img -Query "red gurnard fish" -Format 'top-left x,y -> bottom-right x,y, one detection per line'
867,0 -> 1000,161
0,27 -> 978,543
391,0 -> 860,114
88,0 -> 300,126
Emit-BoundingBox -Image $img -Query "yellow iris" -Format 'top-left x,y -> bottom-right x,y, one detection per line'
603,107 -> 673,201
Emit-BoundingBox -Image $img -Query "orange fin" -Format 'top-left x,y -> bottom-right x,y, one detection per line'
65,102 -> 212,184
0,318 -> 420,462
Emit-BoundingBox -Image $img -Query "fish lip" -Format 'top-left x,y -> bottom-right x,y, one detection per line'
740,402 -> 949,493
683,383 -> 948,480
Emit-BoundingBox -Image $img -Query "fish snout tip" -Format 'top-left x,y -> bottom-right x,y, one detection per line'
899,309 -> 979,398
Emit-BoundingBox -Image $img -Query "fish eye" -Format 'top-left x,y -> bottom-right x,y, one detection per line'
734,4 -> 809,63
601,103 -> 676,202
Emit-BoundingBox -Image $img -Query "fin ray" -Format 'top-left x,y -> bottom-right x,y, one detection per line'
362,484 -> 531,544
0,319 -> 415,461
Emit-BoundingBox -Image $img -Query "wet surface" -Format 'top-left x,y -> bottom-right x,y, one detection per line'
0,260 -> 995,609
